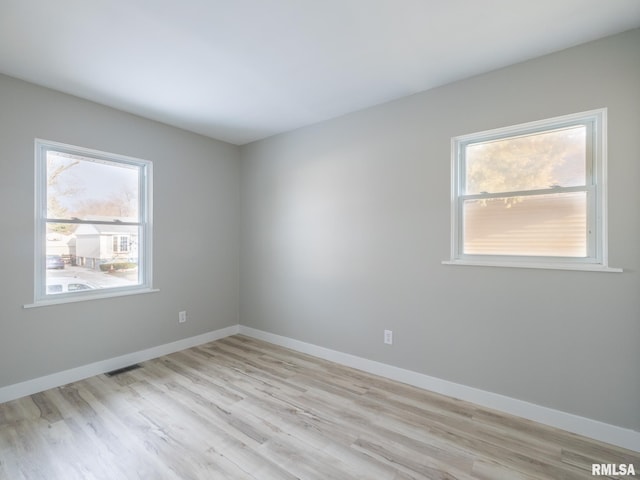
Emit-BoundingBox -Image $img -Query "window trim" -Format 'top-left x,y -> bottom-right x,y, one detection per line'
443,109 -> 621,272
27,139 -> 157,308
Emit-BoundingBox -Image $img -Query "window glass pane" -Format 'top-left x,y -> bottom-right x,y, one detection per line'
46,150 -> 140,222
463,192 -> 587,257
465,126 -> 586,195
46,223 -> 140,294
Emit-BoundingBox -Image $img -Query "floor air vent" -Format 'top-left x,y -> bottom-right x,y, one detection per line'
105,364 -> 142,377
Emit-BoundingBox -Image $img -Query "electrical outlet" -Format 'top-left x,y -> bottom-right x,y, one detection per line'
178,311 -> 187,323
384,329 -> 393,345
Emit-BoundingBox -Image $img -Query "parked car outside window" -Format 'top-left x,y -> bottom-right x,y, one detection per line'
46,277 -> 95,294
46,255 -> 65,269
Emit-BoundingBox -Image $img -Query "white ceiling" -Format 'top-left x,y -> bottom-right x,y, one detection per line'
1,1 -> 639,145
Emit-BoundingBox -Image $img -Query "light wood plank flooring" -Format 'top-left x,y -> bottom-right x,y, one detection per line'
0,335 -> 638,479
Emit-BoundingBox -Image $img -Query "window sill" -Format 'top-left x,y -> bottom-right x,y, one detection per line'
442,259 -> 623,273
24,287 -> 160,309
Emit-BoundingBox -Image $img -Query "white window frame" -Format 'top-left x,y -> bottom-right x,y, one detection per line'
443,109 -> 621,272
27,139 -> 157,308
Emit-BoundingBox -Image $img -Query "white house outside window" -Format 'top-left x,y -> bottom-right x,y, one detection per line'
445,109 -> 620,272
32,139 -> 154,305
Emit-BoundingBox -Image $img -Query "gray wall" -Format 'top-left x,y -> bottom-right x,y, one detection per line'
0,74 -> 240,387
1,29 -> 638,433
240,29 -> 640,431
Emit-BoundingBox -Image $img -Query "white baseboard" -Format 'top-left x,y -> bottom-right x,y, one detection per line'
0,325 -> 240,404
239,325 -> 640,453
2,323 -> 637,452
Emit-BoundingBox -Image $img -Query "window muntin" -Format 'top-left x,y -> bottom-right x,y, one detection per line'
449,109 -> 611,269
35,140 -> 153,303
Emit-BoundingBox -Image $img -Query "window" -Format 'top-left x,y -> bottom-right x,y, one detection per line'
445,109 -> 620,272
113,235 -> 130,253
32,140 -> 154,305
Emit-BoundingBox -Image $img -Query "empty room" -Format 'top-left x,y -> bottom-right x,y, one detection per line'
0,1 -> 639,478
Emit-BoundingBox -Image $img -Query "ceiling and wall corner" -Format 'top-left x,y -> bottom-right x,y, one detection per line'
0,0 -> 639,145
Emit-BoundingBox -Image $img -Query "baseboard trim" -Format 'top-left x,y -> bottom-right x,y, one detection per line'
239,325 -> 640,453
0,325 -> 240,404
2,324 -> 637,452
